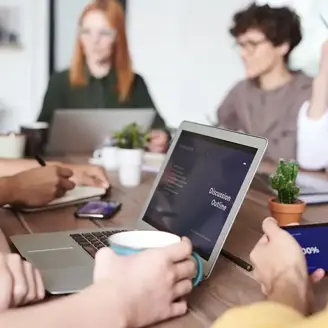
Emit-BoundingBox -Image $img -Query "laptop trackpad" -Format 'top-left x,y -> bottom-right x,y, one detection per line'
27,248 -> 88,269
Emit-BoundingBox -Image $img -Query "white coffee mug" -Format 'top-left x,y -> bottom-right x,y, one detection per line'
0,133 -> 26,158
93,146 -> 119,171
118,149 -> 143,187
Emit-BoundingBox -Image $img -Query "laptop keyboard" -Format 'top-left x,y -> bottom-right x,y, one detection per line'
70,230 -> 126,258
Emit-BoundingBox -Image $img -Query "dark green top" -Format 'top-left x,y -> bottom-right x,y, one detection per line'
38,69 -> 167,130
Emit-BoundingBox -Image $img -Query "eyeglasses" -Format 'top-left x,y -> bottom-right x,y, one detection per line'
234,39 -> 268,54
79,27 -> 117,40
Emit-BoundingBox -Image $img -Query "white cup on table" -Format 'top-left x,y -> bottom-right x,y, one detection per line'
92,146 -> 119,171
118,149 -> 144,187
0,133 -> 26,158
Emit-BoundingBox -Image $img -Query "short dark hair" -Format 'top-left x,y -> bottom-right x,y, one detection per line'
230,3 -> 302,60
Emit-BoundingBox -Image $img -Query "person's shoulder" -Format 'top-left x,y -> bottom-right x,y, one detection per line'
130,73 -> 151,97
292,71 -> 313,90
132,73 -> 147,88
225,79 -> 250,97
232,79 -> 250,89
49,69 -> 69,86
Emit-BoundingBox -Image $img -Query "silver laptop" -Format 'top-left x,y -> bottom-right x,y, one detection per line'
46,108 -> 156,155
11,122 -> 267,294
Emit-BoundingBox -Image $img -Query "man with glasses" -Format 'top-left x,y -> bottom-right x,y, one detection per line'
216,4 -> 328,171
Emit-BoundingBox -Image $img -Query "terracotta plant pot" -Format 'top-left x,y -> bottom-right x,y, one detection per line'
268,197 -> 306,226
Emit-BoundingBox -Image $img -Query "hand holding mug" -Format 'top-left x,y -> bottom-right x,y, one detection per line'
108,230 -> 203,286
94,236 -> 199,327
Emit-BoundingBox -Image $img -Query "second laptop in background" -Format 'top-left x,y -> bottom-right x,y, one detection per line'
46,108 -> 156,155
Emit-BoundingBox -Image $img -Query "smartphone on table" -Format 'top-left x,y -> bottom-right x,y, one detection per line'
283,223 -> 328,274
75,200 -> 122,219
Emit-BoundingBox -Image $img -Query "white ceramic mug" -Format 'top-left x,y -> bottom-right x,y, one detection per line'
108,230 -> 203,286
118,149 -> 143,187
0,133 -> 26,158
93,146 -> 119,171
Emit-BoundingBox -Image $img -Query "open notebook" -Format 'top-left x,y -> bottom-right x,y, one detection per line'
19,186 -> 107,213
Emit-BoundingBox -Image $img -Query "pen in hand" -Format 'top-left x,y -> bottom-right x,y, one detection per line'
35,155 -> 46,167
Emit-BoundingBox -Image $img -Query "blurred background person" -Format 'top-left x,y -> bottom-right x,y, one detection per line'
216,4 -> 328,170
38,0 -> 169,153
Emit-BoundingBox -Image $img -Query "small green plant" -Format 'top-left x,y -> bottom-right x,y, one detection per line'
113,123 -> 150,149
270,160 -> 300,204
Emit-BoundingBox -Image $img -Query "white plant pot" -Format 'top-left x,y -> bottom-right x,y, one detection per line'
118,148 -> 144,187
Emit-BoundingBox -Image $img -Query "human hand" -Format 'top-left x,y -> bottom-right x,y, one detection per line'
0,229 -> 10,254
250,218 -> 325,314
250,218 -> 308,295
0,253 -> 45,312
148,130 -> 169,153
66,164 -> 110,189
7,166 -> 75,207
94,237 -> 196,327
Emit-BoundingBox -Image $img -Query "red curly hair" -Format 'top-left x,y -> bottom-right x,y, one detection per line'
69,0 -> 134,102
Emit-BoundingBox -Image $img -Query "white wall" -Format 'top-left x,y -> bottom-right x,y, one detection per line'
0,0 -> 48,132
289,0 -> 328,76
127,0 -> 250,126
55,0 -> 90,71
55,0 -> 251,128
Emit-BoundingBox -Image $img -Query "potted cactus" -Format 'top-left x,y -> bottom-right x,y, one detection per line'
113,123 -> 150,187
269,160 -> 305,226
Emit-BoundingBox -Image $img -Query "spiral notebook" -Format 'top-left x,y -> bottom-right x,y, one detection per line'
19,186 -> 107,213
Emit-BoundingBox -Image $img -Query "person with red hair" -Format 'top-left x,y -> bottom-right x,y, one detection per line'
39,0 -> 169,153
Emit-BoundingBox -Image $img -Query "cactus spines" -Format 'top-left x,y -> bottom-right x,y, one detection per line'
270,160 -> 300,204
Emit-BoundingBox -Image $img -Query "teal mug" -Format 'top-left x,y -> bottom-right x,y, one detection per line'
108,230 -> 203,286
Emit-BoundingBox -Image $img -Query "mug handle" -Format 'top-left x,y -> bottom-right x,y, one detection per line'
192,252 -> 203,286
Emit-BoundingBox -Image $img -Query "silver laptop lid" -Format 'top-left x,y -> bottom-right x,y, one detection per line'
47,108 -> 156,155
137,121 -> 267,278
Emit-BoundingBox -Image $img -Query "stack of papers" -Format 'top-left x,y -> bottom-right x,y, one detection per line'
297,172 -> 328,204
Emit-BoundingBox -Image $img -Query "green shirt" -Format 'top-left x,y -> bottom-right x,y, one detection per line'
38,69 -> 167,130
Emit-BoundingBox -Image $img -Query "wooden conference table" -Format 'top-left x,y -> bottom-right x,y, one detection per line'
1,157 -> 328,328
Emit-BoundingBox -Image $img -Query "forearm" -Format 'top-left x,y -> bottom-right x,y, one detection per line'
0,159 -> 61,178
0,177 -> 16,205
297,102 -> 328,170
308,74 -> 328,120
0,159 -> 37,177
0,283 -> 126,328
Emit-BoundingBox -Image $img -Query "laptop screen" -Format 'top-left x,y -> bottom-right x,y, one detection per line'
142,130 -> 257,260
